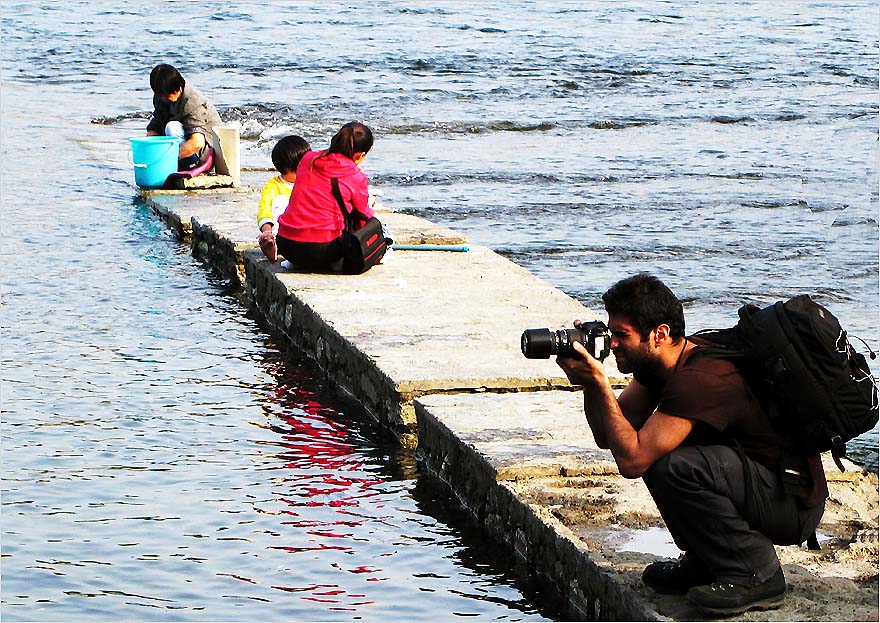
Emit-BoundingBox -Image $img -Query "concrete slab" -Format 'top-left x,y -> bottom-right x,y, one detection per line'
381,212 -> 468,246
143,190 -> 467,246
144,191 -> 469,286
142,189 -> 256,237
245,245 -> 626,445
415,391 -> 880,622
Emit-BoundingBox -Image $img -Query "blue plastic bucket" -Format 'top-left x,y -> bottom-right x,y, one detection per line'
129,136 -> 181,188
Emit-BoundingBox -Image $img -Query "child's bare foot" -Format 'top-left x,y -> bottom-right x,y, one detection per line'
257,231 -> 278,262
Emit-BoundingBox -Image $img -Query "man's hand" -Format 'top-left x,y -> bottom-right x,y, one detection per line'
556,340 -> 607,388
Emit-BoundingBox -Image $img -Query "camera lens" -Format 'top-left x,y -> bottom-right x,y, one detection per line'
521,324 -> 610,360
521,328 -> 556,359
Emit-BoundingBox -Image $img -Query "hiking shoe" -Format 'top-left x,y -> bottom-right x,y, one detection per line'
687,567 -> 785,616
642,555 -> 715,594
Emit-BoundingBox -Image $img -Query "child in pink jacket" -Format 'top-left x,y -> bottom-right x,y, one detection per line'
276,122 -> 375,271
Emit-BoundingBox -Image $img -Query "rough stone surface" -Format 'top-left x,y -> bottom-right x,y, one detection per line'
415,391 -> 880,622
191,214 -> 257,288
164,174 -> 235,190
143,188 -> 468,247
245,246 -> 626,443
143,189 -> 258,238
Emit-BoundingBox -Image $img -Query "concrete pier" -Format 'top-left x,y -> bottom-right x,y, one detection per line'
140,185 -> 879,622
243,244 -> 627,446
416,391 -> 879,621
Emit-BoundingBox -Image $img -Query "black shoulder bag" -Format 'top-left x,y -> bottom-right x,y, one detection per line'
331,178 -> 388,274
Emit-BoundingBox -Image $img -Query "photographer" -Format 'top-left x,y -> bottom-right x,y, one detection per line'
554,274 -> 826,616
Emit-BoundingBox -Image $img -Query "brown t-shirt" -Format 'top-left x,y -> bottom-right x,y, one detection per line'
635,339 -> 828,506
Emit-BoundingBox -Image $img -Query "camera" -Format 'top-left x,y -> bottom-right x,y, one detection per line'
521,321 -> 611,361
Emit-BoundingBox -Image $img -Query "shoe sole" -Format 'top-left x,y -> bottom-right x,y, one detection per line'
646,585 -> 689,595
695,594 -> 784,616
645,580 -> 703,595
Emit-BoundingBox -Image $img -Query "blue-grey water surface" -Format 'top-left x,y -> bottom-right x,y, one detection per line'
2,2 -> 878,621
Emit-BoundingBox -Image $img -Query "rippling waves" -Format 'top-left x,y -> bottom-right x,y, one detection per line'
1,189 -> 555,620
2,3 -> 878,620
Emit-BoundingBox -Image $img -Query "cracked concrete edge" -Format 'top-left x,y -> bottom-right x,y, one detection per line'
415,399 -> 667,621
243,249 -> 414,441
414,390 -> 879,621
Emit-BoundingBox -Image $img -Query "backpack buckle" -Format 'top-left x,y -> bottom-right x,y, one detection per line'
767,355 -> 789,376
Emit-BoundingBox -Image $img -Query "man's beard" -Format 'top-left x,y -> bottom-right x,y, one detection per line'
614,342 -> 664,377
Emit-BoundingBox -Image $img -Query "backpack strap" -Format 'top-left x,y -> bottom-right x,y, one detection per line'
735,440 -> 822,550
830,438 -> 848,471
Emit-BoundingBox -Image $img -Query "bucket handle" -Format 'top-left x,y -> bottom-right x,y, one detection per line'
131,138 -> 180,168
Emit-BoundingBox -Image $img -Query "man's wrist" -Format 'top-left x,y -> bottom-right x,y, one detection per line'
581,370 -> 611,393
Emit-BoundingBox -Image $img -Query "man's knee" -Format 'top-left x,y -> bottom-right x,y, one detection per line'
645,446 -> 704,489
164,120 -> 185,138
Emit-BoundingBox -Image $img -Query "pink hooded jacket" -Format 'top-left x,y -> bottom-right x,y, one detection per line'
277,150 -> 374,243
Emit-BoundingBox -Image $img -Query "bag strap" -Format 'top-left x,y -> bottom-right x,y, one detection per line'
735,439 -> 822,551
331,178 -> 370,233
331,178 -> 354,234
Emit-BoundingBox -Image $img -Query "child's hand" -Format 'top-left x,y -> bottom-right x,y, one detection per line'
257,230 -> 278,262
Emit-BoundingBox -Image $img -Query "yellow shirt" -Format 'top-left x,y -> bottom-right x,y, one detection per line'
257,175 -> 293,231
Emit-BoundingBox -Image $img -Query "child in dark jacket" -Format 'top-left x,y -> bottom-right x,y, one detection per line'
146,64 -> 222,171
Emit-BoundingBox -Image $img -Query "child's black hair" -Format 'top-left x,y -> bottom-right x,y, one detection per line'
271,135 -> 311,174
324,121 -> 373,160
149,64 -> 186,97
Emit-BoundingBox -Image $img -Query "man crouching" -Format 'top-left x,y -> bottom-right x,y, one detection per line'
555,274 -> 826,616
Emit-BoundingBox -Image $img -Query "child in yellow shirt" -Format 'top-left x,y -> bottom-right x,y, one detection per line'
257,135 -> 310,261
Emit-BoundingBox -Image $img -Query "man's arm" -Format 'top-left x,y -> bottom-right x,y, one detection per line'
557,341 -> 693,478
146,94 -> 167,136
177,87 -> 220,158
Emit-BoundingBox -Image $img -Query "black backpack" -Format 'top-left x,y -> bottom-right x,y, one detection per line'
696,295 -> 878,470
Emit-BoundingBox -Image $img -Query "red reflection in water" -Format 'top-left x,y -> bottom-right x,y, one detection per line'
271,583 -> 337,593
260,362 -> 390,612
273,544 -> 351,553
307,530 -> 352,539
349,566 -> 378,574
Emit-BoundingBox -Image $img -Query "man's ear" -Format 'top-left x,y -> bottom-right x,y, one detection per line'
653,324 -> 671,345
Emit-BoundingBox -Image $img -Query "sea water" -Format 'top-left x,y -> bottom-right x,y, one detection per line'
2,2 -> 877,621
